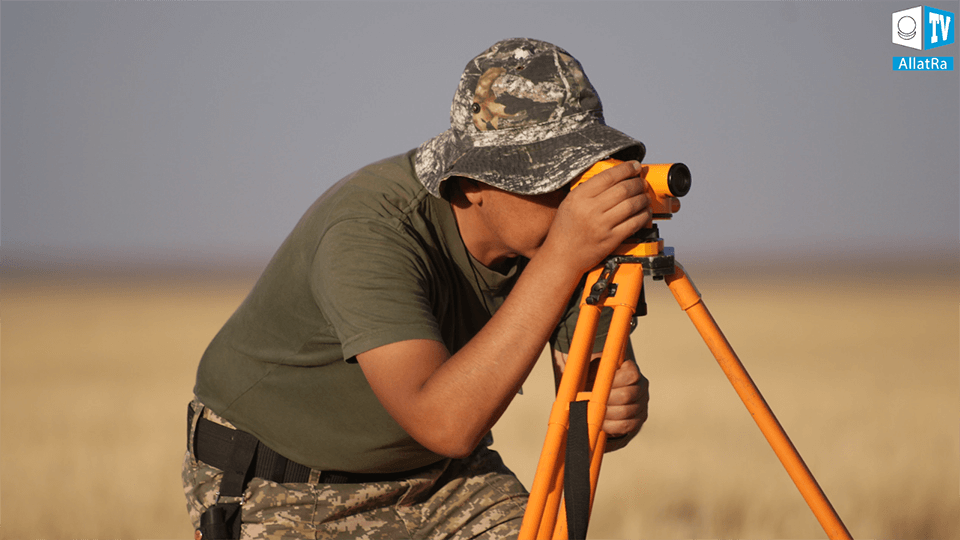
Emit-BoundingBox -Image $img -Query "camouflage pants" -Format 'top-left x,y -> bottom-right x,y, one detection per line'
183,399 -> 528,539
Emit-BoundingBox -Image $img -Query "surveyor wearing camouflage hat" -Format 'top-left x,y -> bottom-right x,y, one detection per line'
184,37 -> 650,539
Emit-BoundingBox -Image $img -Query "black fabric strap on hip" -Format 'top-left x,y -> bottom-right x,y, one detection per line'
194,416 -> 312,485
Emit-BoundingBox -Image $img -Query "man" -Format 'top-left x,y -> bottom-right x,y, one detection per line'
184,37 -> 650,539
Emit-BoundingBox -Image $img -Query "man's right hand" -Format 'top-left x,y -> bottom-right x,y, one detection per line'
539,160 -> 652,277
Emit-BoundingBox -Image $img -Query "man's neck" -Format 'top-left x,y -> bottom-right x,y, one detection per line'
449,200 -> 512,271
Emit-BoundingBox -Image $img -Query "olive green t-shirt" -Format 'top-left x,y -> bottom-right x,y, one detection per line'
195,150 -> 608,473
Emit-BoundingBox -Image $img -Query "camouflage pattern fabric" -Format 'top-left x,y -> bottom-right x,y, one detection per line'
183,399 -> 527,539
415,37 -> 644,198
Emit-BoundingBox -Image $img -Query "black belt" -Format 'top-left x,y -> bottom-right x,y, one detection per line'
188,403 -> 446,539
191,405 -> 434,485
194,416 -> 313,484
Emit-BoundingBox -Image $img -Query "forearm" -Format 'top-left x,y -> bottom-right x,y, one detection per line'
358,248 -> 586,458
438,258 -> 580,430
408,253 -> 586,455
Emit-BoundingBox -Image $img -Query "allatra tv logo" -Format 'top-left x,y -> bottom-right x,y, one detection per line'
892,6 -> 955,50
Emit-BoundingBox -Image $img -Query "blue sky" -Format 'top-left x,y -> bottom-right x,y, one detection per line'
3,1 -> 957,268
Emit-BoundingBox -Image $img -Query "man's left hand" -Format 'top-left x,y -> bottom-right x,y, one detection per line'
602,359 -> 648,452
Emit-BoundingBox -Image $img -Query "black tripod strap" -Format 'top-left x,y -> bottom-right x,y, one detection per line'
565,400 -> 591,540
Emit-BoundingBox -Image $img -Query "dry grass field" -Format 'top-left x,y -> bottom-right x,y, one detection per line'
2,256 -> 957,539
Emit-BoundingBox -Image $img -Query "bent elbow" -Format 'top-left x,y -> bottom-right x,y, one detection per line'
435,444 -> 474,460
419,427 -> 485,460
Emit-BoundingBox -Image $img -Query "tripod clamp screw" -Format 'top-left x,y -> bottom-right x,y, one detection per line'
584,248 -> 677,306
585,260 -> 621,305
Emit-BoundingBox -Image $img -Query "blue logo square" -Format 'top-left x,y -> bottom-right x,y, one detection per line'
925,6 -> 955,49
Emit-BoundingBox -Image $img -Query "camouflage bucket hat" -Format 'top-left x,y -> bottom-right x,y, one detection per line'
415,38 -> 645,198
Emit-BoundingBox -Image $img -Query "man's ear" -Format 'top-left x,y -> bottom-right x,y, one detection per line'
448,177 -> 484,206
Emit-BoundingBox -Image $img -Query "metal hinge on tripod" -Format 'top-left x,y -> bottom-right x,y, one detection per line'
585,248 -> 676,306
585,260 -> 620,305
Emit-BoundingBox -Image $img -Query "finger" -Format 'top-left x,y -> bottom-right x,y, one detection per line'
602,417 -> 643,438
604,401 -> 647,434
573,160 -> 642,195
604,401 -> 643,421
606,382 -> 641,407
591,175 -> 648,213
562,168 -> 648,232
606,366 -> 649,419
612,360 -> 643,388
594,186 -> 652,235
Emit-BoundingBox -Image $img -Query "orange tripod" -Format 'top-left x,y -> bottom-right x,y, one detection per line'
519,161 -> 852,540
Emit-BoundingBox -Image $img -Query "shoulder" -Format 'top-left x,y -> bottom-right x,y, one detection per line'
281,150 -> 434,248
324,150 -> 431,224
310,150 -> 453,270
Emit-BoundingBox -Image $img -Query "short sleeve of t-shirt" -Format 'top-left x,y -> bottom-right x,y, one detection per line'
312,220 -> 443,360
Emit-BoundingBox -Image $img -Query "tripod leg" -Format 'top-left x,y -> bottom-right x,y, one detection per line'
665,262 -> 853,540
550,264 -> 646,540
584,264 -> 644,444
537,458 -> 565,539
520,275 -> 605,540
550,393 -> 612,540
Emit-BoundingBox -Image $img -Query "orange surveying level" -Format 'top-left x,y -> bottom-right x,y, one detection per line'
519,159 -> 852,540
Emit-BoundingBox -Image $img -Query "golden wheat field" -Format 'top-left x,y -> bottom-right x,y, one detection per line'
1,256 -> 958,539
